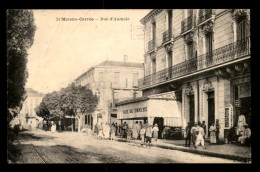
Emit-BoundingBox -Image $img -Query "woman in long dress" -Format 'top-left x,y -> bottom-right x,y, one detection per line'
152,124 -> 159,141
209,123 -> 216,144
132,121 -> 138,139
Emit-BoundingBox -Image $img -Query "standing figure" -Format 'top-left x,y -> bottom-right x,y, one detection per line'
132,121 -> 139,139
145,125 -> 153,148
191,122 -> 199,149
209,123 -> 216,144
237,114 -> 246,135
98,122 -> 104,139
140,126 -> 146,145
216,119 -> 220,144
185,122 -> 191,147
110,124 -> 116,140
51,121 -> 56,133
201,121 -> 207,140
115,123 -> 118,136
152,124 -> 159,141
103,123 -> 110,139
238,124 -> 251,145
126,126 -> 132,141
196,124 -> 206,149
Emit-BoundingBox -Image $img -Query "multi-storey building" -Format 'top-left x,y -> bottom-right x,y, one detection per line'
116,9 -> 250,140
20,88 -> 45,129
74,59 -> 144,130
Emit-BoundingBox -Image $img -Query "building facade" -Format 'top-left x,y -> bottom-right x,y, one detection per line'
74,60 -> 144,130
117,9 -> 251,140
19,88 -> 45,130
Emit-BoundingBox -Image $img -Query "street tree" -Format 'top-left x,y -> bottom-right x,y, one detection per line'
60,84 -> 98,132
7,10 -> 36,124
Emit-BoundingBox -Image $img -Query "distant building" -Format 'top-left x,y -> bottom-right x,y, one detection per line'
116,9 -> 251,140
19,88 -> 45,130
74,59 -> 144,130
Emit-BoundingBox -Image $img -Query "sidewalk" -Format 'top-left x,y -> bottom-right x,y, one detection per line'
114,136 -> 251,162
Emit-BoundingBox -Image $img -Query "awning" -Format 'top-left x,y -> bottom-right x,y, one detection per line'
117,91 -> 182,127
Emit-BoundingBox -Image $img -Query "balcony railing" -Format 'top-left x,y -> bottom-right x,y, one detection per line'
148,39 -> 156,52
198,9 -> 213,24
163,30 -> 171,43
181,15 -> 193,33
138,37 -> 250,89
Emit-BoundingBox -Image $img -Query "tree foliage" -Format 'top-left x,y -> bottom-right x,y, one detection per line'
35,83 -> 99,131
7,10 -> 36,121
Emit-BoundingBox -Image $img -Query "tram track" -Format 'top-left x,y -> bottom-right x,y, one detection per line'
21,133 -> 79,163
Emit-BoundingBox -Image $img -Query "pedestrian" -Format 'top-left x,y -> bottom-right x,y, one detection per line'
123,122 -> 128,138
216,119 -> 220,144
140,126 -> 146,145
201,121 -> 207,140
196,124 -> 206,149
132,121 -> 139,139
145,125 -> 153,148
152,124 -> 159,141
51,121 -> 56,133
209,123 -> 216,144
115,123 -> 118,136
191,122 -> 199,149
110,123 -> 116,140
126,126 -> 132,142
238,124 -> 251,145
98,122 -> 104,139
103,123 -> 110,139
185,122 -> 191,147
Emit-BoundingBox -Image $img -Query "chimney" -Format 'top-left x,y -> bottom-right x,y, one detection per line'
124,54 -> 128,62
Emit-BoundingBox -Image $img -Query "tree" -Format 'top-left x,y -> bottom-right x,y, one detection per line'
60,84 -> 98,132
7,10 -> 36,124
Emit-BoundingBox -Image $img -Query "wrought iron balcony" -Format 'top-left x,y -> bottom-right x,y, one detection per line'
198,9 -> 213,24
148,39 -> 156,52
181,15 -> 193,33
163,30 -> 171,43
138,37 -> 251,89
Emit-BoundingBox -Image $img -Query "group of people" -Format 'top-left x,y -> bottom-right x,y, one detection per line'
185,120 -> 221,149
94,120 -> 159,148
43,121 -> 58,133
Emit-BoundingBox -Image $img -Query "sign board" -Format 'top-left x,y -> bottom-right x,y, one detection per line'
225,108 -> 229,128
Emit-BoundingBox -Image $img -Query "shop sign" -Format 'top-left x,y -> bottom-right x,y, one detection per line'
123,107 -> 147,114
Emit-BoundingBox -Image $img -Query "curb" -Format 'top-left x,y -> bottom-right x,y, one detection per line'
115,137 -> 249,162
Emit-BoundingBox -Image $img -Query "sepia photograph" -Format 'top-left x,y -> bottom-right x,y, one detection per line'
7,9 -> 251,164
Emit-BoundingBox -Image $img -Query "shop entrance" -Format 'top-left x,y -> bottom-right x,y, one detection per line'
207,91 -> 215,137
153,117 -> 164,139
240,97 -> 251,127
189,95 -> 195,125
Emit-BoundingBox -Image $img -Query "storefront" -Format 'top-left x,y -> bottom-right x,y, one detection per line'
116,91 -> 182,137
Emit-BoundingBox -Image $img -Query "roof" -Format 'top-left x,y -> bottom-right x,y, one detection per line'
25,88 -> 45,97
75,60 -> 144,81
140,9 -> 163,24
115,97 -> 149,106
95,60 -> 143,68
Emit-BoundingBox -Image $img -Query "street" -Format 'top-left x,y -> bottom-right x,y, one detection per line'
15,130 -> 241,163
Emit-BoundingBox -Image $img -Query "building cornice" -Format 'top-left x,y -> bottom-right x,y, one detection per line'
140,9 -> 163,25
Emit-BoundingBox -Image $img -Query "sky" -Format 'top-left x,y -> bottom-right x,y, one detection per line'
25,9 -> 151,94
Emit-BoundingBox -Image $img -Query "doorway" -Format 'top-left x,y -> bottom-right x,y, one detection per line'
207,91 -> 215,137
189,95 -> 195,125
240,97 -> 251,127
153,117 -> 164,139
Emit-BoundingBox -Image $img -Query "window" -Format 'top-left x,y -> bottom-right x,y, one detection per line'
187,43 -> 193,59
113,72 -> 120,88
237,19 -> 249,41
85,115 -> 91,125
133,73 -> 139,87
152,59 -> 156,74
152,22 -> 156,40
206,33 -> 213,54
